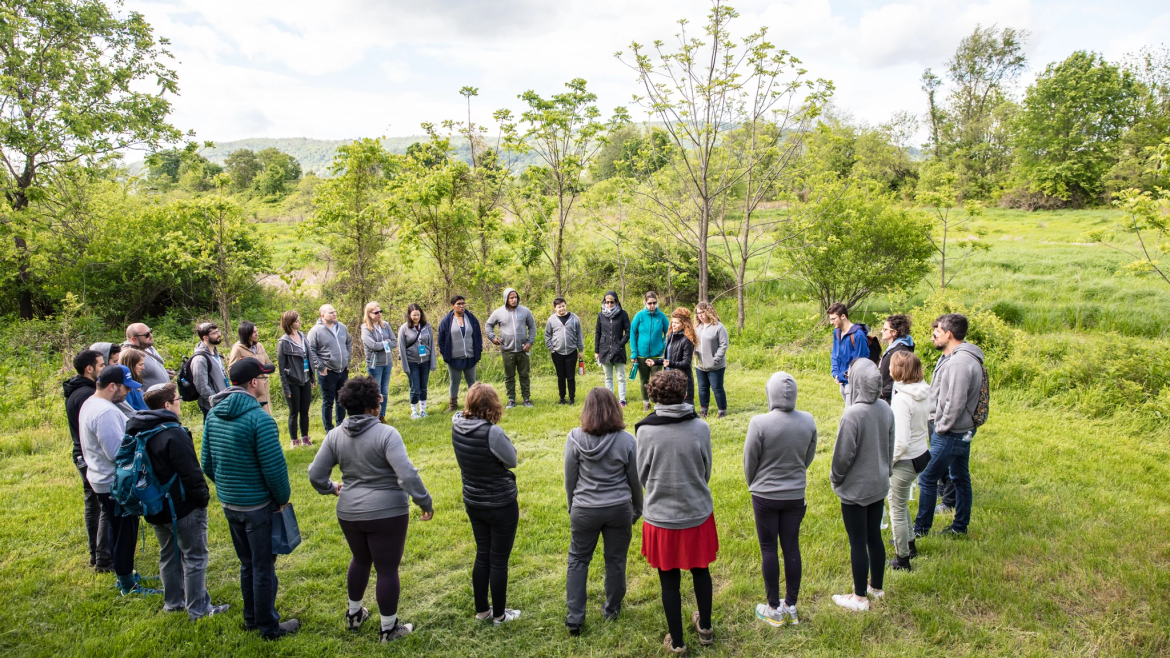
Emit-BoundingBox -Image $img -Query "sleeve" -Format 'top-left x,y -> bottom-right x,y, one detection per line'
887,411 -> 896,468
525,309 -> 537,346
625,436 -> 643,519
429,329 -> 438,371
96,411 -> 125,462
255,415 -> 291,506
437,315 -> 451,362
544,317 -> 554,353
397,325 -> 410,373
679,340 -> 694,369
200,423 -> 214,483
935,362 -> 971,434
384,430 -> 433,513
225,344 -> 240,373
629,313 -> 640,359
714,325 -> 729,364
307,434 -> 339,495
168,431 -> 210,507
488,425 -> 518,468
470,312 -> 483,362
804,422 -> 818,468
385,323 -> 398,349
830,332 -> 844,383
345,326 -> 353,360
305,333 -> 319,384
575,316 -> 585,353
743,418 -> 762,486
702,427 -> 713,483
879,352 -> 894,402
361,326 -> 382,353
564,437 -> 578,513
306,328 -> 323,372
485,310 -> 500,342
191,355 -> 213,403
277,344 -> 292,399
620,312 -> 630,348
636,431 -> 651,488
891,395 -> 911,462
829,417 -> 859,487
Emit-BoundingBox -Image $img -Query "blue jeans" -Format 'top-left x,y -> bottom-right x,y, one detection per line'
696,367 -> 727,411
223,502 -> 282,637
407,362 -> 431,404
914,428 -> 975,534
367,364 -> 392,417
319,368 -> 349,431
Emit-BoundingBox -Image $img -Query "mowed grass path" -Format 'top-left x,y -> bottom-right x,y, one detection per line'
1,368 -> 1168,657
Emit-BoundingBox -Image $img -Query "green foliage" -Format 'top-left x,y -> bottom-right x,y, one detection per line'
917,161 -> 989,288
145,143 -> 224,192
590,126 -> 672,182
224,148 -> 302,198
1101,187 -> 1170,287
800,117 -> 918,196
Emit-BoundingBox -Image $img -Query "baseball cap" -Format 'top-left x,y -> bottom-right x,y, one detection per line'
229,356 -> 276,384
98,364 -> 142,389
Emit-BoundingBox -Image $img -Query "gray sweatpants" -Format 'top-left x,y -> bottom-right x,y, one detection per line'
448,364 -> 477,399
151,507 -> 213,620
888,460 -> 917,559
566,502 -> 635,627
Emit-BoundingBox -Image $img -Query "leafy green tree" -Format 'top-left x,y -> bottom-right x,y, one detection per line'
1014,51 -> 1143,204
1105,46 -> 1170,195
225,149 -> 263,191
916,162 -> 988,289
0,0 -> 183,317
144,142 -> 222,192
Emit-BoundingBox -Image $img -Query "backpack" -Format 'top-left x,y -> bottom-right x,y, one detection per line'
866,335 -> 882,366
112,423 -> 187,560
177,353 -> 209,402
969,357 -> 990,428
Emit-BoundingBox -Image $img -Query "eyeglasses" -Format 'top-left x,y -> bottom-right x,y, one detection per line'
134,331 -> 152,338
371,310 -> 382,315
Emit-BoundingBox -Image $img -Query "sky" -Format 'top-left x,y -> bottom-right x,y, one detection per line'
121,0 -> 1170,144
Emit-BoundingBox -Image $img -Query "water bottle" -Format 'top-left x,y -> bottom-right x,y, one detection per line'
577,355 -> 585,375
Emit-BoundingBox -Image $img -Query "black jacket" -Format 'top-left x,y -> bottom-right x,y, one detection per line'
594,291 -> 630,364
63,376 -> 96,462
438,309 -> 484,365
276,331 -> 318,398
125,409 -> 210,524
664,332 -> 695,373
878,341 -> 915,404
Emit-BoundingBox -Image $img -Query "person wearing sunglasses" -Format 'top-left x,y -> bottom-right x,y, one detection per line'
361,301 -> 398,423
594,291 -> 630,407
629,291 -> 669,411
123,323 -> 174,388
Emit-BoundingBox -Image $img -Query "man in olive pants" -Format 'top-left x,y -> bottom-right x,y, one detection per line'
486,287 -> 537,408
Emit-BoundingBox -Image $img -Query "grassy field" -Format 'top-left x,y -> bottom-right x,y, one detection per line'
2,367 -> 1168,657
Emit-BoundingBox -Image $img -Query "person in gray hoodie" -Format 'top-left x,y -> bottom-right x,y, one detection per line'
307,304 -> 353,432
308,377 -> 433,643
635,369 -> 717,652
914,313 -> 984,538
486,288 -> 537,408
743,372 -> 816,627
188,325 -> 228,419
563,387 -> 642,635
89,342 -> 135,418
360,301 -> 398,422
545,297 -> 586,405
830,359 -> 894,612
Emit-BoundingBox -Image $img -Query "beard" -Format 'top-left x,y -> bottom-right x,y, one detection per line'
210,336 -> 222,345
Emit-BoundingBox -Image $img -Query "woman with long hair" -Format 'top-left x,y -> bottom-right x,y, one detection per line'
119,347 -> 149,411
361,301 -> 398,422
227,320 -> 274,416
397,304 -> 437,419
693,302 -> 729,419
887,351 -> 930,571
277,311 -> 318,448
664,308 -> 697,406
594,291 -> 630,406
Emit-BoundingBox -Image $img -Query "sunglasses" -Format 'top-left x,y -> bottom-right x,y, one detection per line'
371,310 -> 382,315
134,331 -> 152,338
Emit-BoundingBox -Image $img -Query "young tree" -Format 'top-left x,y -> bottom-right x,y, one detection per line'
1095,187 -> 1170,288
583,177 -> 636,301
917,162 -> 988,289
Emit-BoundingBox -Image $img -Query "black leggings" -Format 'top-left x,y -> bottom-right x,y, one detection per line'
287,381 -> 312,440
465,501 -> 519,616
751,495 -> 805,608
551,351 -> 578,401
658,567 -> 712,649
338,514 -> 409,617
841,500 -> 885,597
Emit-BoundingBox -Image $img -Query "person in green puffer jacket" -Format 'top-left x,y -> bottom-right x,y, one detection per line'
200,357 -> 300,640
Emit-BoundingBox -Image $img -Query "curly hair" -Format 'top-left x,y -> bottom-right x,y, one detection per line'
670,307 -> 697,345
338,376 -> 382,416
885,313 -> 911,338
647,368 -> 689,405
464,383 -> 503,424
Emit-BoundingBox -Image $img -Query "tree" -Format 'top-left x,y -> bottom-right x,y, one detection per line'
583,177 -> 636,301
0,0 -> 183,318
916,161 -> 988,289
1014,51 -> 1143,204
1090,167 -> 1170,289
225,149 -> 263,191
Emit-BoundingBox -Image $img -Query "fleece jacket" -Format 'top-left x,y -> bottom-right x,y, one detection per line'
830,359 -> 895,506
630,307 -> 669,360
78,396 -> 127,494
635,403 -> 712,529
929,342 -> 985,434
743,372 -> 818,500
564,428 -> 642,514
486,288 -> 537,353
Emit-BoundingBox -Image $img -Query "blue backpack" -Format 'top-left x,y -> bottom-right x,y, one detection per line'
112,422 -> 186,560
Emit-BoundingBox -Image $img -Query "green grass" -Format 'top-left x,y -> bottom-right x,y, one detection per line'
2,369 -> 1168,657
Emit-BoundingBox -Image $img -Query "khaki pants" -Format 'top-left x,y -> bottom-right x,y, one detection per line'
501,350 -> 531,402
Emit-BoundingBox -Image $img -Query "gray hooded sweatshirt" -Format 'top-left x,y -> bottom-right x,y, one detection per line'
486,288 -> 537,353
190,342 -> 228,411
929,342 -> 985,435
743,372 -> 818,500
830,359 -> 895,506
695,322 -> 730,371
89,342 -> 136,417
636,403 -> 713,530
361,321 -> 398,369
307,318 -> 353,373
308,414 -> 432,521
545,312 -> 586,356
122,342 -> 171,389
564,428 -> 642,515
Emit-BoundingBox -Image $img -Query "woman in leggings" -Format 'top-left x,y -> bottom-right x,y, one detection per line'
277,311 -> 317,448
309,377 -> 433,643
830,359 -> 894,612
636,369 -> 717,653
744,372 -> 816,626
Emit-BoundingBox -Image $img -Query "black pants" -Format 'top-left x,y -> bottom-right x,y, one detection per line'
76,458 -> 112,569
551,351 -> 578,401
96,492 -> 139,578
659,567 -> 712,649
339,514 -> 409,617
320,368 -> 349,431
668,366 -> 694,405
751,495 -> 804,608
841,500 -> 885,597
465,501 -> 519,615
286,381 -> 312,440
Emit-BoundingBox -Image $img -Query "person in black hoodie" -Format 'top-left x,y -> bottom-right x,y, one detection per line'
594,291 -> 630,406
664,308 -> 697,406
64,349 -> 112,572
134,383 -> 229,620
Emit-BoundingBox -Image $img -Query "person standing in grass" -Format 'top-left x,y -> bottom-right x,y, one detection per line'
227,321 -> 274,417
123,323 -> 173,389
137,383 -> 230,620
309,377 -> 434,643
277,311 -> 317,448
201,357 -> 300,640
486,287 -> 537,409
190,323 -> 228,420
90,341 -> 134,417
398,304 -> 437,419
630,291 -> 669,411
308,304 -> 353,433
830,359 -> 894,612
636,369 -> 718,653
887,352 -> 930,571
545,297 -> 586,405
438,295 -> 483,412
744,372 -> 816,627
360,302 -> 397,422
693,302 -> 729,418
914,313 -> 984,538
563,387 -> 642,635
451,383 -> 522,626
827,303 -> 870,402
64,349 -> 112,573
119,347 -> 149,411
877,314 -> 914,405
594,291 -> 630,406
664,308 -> 697,406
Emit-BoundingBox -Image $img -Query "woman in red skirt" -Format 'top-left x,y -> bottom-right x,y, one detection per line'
635,369 -> 718,654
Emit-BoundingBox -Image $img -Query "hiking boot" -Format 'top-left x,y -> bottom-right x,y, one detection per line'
663,633 -> 687,654
908,539 -> 918,558
506,400 -> 516,409
936,526 -> 967,538
493,608 -> 521,625
448,398 -> 458,412
691,610 -> 714,645
643,401 -> 651,411
699,407 -> 708,418
262,619 -> 300,640
935,504 -> 954,515
832,593 -> 869,611
754,603 -> 784,627
346,606 -> 370,631
889,556 -> 912,571
523,400 -> 534,408
380,622 -> 413,642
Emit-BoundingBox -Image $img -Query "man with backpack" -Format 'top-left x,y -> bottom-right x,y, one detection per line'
64,349 -> 112,572
913,313 -> 986,538
79,365 -> 155,595
827,303 -> 872,403
190,322 -> 228,420
129,382 -> 228,620
201,357 -> 300,640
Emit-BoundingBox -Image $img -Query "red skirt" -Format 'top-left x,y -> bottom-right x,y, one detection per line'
641,514 -> 719,571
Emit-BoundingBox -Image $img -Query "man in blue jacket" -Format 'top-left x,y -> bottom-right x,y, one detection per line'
438,294 -> 483,411
828,303 -> 870,402
629,291 -> 670,410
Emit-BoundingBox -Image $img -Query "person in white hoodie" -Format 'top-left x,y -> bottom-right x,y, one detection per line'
887,352 -> 931,571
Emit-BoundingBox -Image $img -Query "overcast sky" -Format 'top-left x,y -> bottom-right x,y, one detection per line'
121,0 -> 1170,144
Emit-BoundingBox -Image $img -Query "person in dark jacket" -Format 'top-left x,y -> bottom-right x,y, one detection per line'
664,308 -> 697,406
877,314 -> 914,405
451,383 -> 521,625
594,291 -> 630,406
827,303 -> 870,402
137,383 -> 229,620
276,310 -> 318,448
64,349 -> 112,572
563,387 -> 642,635
438,295 -> 484,412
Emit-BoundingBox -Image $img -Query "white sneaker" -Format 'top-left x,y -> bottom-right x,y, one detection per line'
867,585 -> 885,599
419,409 -> 428,418
410,411 -> 420,420
493,608 -> 521,625
832,594 -> 869,612
782,603 -> 800,625
754,603 -> 785,627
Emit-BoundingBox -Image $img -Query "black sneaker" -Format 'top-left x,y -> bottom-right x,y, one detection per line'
568,398 -> 575,405
567,624 -> 582,636
936,526 -> 967,538
908,539 -> 918,558
523,400 -> 534,408
346,607 -> 370,631
380,622 -> 413,642
888,556 -> 912,571
913,527 -> 929,539
262,619 -> 301,640
506,400 -> 516,409
557,399 -> 567,405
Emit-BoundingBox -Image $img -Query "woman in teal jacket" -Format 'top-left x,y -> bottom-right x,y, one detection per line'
629,291 -> 670,410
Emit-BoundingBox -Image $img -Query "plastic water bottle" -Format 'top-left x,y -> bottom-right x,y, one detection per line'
577,355 -> 585,375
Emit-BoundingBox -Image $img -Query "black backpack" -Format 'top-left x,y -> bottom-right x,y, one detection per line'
176,353 -> 210,402
866,335 -> 882,366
